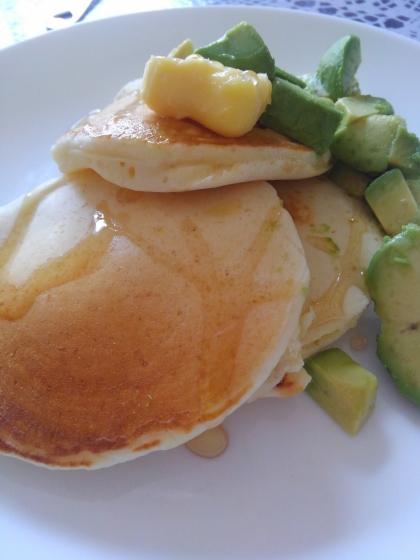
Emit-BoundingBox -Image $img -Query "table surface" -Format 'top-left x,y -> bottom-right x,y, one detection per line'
1,0 -> 419,50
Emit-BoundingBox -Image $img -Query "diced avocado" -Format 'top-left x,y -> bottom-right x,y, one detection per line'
302,73 -> 329,97
259,77 -> 343,153
408,178 -> 420,207
168,39 -> 194,59
315,35 -> 362,102
327,160 -> 370,197
274,66 -> 306,88
305,348 -> 378,435
336,95 -> 394,126
331,114 -> 405,173
388,126 -> 420,179
365,168 -> 420,236
195,22 -> 275,80
366,224 -> 420,405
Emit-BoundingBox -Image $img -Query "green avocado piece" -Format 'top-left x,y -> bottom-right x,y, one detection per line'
336,95 -> 394,126
407,178 -> 420,207
327,160 -> 371,197
315,35 -> 362,102
259,77 -> 343,153
194,22 -> 275,80
366,224 -> 420,405
274,66 -> 306,88
302,73 -> 329,97
331,114 -> 405,173
305,348 -> 378,435
365,168 -> 420,236
388,126 -> 420,179
168,38 -> 194,59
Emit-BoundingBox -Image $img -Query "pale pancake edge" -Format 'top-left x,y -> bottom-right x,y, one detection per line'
273,176 -> 383,360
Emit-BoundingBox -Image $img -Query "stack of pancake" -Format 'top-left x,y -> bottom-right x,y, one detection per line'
0,81 -> 382,469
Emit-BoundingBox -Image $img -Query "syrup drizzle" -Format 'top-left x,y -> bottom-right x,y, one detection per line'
0,180 -> 290,422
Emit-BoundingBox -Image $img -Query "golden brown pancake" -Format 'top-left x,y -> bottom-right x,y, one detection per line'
0,170 -> 309,468
51,91 -> 332,193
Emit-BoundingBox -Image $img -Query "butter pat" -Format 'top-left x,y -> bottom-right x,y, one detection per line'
141,54 -> 272,137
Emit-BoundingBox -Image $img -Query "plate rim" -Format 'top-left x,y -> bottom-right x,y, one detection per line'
1,6 -> 420,560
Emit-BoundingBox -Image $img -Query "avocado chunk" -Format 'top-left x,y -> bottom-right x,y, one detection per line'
168,38 -> 194,59
259,77 -> 343,153
300,73 -> 328,97
365,168 -> 420,236
328,160 -> 371,197
305,348 -> 378,435
407,178 -> 420,207
274,66 -> 306,88
315,35 -> 362,102
366,224 -> 420,405
194,22 -> 275,80
336,95 -> 394,126
331,114 -> 405,173
388,125 -> 420,179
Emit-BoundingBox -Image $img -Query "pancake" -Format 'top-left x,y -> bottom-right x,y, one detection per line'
51,90 -> 332,193
249,316 -> 306,400
273,176 -> 383,359
0,170 -> 309,469
268,368 -> 312,398
114,78 -> 143,101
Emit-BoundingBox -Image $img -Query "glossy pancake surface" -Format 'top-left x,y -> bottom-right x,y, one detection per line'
51,92 -> 332,193
0,171 -> 309,468
273,176 -> 383,359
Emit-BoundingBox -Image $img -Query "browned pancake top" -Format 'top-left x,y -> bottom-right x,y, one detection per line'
77,97 -> 311,150
0,171 -> 307,468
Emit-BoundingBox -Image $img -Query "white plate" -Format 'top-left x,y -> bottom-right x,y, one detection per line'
1,6 -> 420,560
